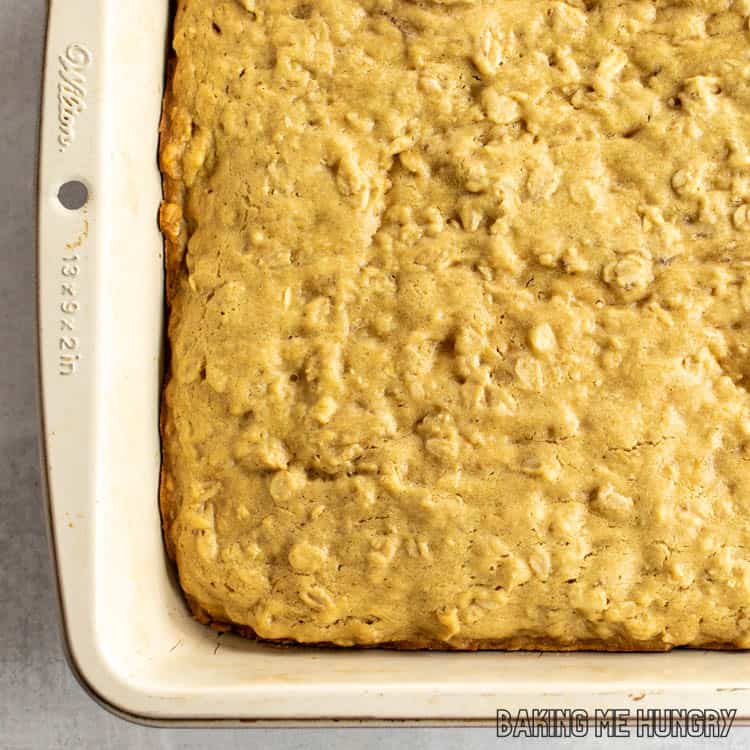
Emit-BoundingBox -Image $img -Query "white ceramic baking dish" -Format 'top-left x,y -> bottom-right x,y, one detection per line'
37,0 -> 750,726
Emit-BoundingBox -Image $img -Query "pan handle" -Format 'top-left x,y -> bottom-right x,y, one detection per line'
37,0 -> 103,673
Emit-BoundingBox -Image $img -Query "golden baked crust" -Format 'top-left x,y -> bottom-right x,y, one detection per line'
159,0 -> 750,650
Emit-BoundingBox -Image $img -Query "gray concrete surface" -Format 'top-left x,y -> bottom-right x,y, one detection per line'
1,1 -> 748,748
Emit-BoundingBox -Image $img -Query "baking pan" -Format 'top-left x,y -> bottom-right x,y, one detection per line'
37,0 -> 750,726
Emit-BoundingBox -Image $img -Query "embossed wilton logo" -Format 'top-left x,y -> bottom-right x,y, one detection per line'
57,44 -> 92,152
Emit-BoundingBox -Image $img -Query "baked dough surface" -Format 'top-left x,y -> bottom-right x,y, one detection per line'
160,0 -> 750,649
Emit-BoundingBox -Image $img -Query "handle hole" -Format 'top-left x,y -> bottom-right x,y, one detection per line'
58,180 -> 89,211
